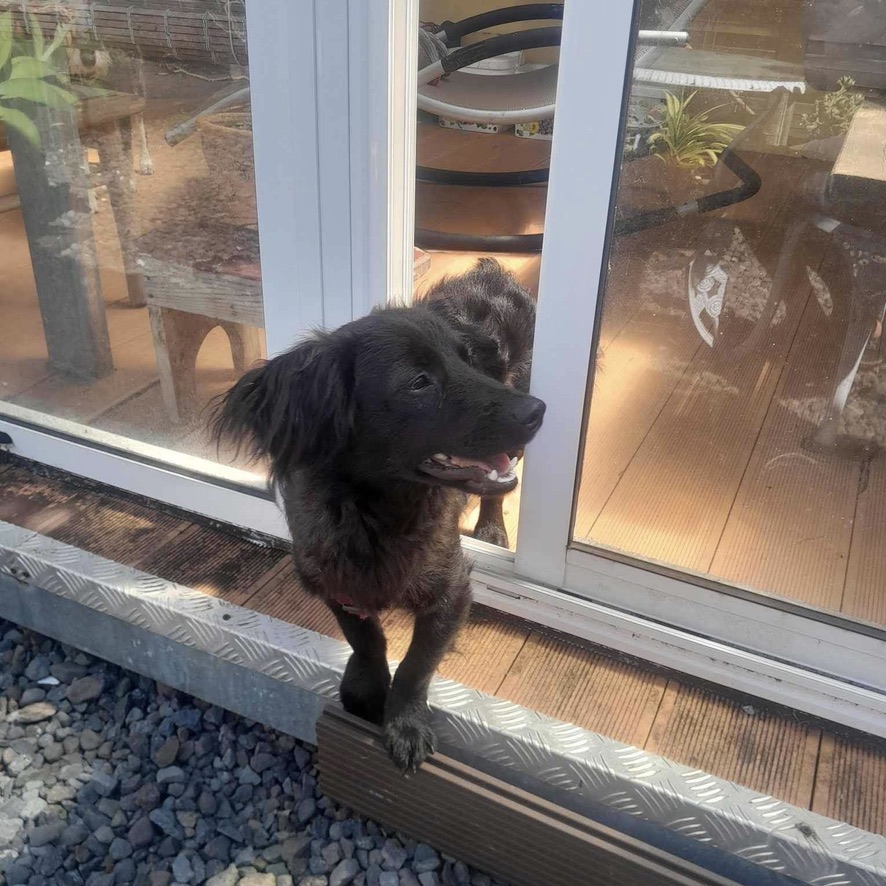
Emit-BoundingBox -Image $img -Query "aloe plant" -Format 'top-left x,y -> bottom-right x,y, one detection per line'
0,11 -> 77,149
648,91 -> 743,170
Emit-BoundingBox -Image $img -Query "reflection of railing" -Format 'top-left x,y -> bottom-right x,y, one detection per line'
7,1 -> 248,65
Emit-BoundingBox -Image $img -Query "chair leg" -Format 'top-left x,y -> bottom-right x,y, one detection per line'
150,307 -> 217,424
223,323 -> 264,375
813,293 -> 883,449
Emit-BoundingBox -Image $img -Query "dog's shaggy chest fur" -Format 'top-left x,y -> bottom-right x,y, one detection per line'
214,259 -> 543,770
281,476 -> 467,613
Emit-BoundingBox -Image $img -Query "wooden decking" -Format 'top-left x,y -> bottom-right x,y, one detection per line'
1,459 -> 884,835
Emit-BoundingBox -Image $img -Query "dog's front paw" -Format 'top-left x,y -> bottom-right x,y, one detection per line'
473,520 -> 509,549
137,157 -> 154,176
340,654 -> 391,726
383,708 -> 436,772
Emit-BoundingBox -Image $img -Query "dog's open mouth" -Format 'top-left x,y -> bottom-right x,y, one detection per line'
418,452 -> 518,494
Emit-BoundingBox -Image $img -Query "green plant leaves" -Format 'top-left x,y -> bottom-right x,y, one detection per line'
0,77 -> 76,107
0,18 -> 79,150
9,55 -> 56,80
648,91 -> 743,169
0,106 -> 40,147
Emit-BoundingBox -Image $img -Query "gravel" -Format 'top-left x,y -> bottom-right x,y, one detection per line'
0,619 -> 509,886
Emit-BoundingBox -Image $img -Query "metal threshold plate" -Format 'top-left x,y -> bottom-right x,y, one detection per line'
1,521 -> 884,885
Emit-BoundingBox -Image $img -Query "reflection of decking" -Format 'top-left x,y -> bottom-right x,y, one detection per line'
3,459 -> 883,837
418,122 -> 886,629
575,152 -> 886,628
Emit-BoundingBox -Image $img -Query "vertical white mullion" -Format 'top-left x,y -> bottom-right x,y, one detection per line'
246,0 -> 325,357
514,2 -> 636,587
315,0 -> 357,331
349,0 -> 417,316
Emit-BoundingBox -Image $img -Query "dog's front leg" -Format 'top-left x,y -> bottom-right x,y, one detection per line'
328,604 -> 391,726
384,582 -> 471,771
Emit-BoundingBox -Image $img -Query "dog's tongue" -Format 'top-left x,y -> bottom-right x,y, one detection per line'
449,453 -> 511,474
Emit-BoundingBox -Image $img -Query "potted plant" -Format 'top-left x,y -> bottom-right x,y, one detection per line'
620,91 -> 743,208
0,11 -> 78,149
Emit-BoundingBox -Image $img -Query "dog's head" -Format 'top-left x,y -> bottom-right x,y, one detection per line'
213,307 -> 545,495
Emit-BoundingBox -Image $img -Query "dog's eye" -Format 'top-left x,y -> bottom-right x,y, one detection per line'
409,373 -> 433,391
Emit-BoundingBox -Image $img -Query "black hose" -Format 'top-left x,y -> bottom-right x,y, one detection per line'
416,165 -> 549,187
416,228 -> 543,253
438,4 -> 564,45
440,27 -> 561,74
612,149 -> 762,236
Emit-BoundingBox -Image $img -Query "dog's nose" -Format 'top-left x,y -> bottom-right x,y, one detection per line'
513,397 -> 546,433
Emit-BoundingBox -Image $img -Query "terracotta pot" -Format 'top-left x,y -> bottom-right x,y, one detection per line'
197,111 -> 257,224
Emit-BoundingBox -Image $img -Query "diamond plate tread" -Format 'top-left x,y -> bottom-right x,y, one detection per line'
497,630 -> 667,749
814,733 -> 886,837
1,520 -> 884,884
646,682 -> 821,810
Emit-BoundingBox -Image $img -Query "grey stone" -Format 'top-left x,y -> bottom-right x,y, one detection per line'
322,844 -> 343,868
412,846 -> 441,874
109,838 -> 133,860
61,823 -> 89,846
66,675 -> 104,705
80,730 -> 103,751
381,841 -> 407,872
202,835 -> 231,862
149,874 -> 173,886
20,795 -> 47,820
8,702 -> 56,724
281,834 -> 312,864
113,857 -> 137,885
297,798 -> 316,824
197,791 -> 217,816
0,817 -> 23,844
329,860 -> 360,886
148,808 -> 184,839
398,873 -> 420,886
50,662 -> 87,683
156,766 -> 186,785
94,826 -> 115,845
25,655 -> 52,681
171,854 -> 192,883
27,822 -> 65,847
205,866 -> 238,886
20,687 -> 46,705
379,875 -> 399,886
127,816 -> 154,848
42,742 -> 63,763
251,752 -> 277,773
236,766 -> 262,786
239,875 -> 276,886
91,770 -> 118,798
4,862 -> 31,886
298,879 -> 329,886
37,845 -> 65,876
151,738 -> 180,769
418,876 -> 440,886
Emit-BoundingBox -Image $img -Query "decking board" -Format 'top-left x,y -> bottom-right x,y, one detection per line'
645,682 -> 820,808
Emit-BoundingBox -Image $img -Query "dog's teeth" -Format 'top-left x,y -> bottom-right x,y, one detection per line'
509,457 -> 518,469
433,453 -> 449,463
487,470 -> 498,481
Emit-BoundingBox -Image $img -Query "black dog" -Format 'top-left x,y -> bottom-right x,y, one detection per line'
213,260 -> 543,770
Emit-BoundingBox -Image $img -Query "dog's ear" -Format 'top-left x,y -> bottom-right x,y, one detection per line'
212,334 -> 352,478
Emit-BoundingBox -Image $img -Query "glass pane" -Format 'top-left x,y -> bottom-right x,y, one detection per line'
575,0 -> 886,629
411,3 -> 558,550
0,2 -> 262,475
